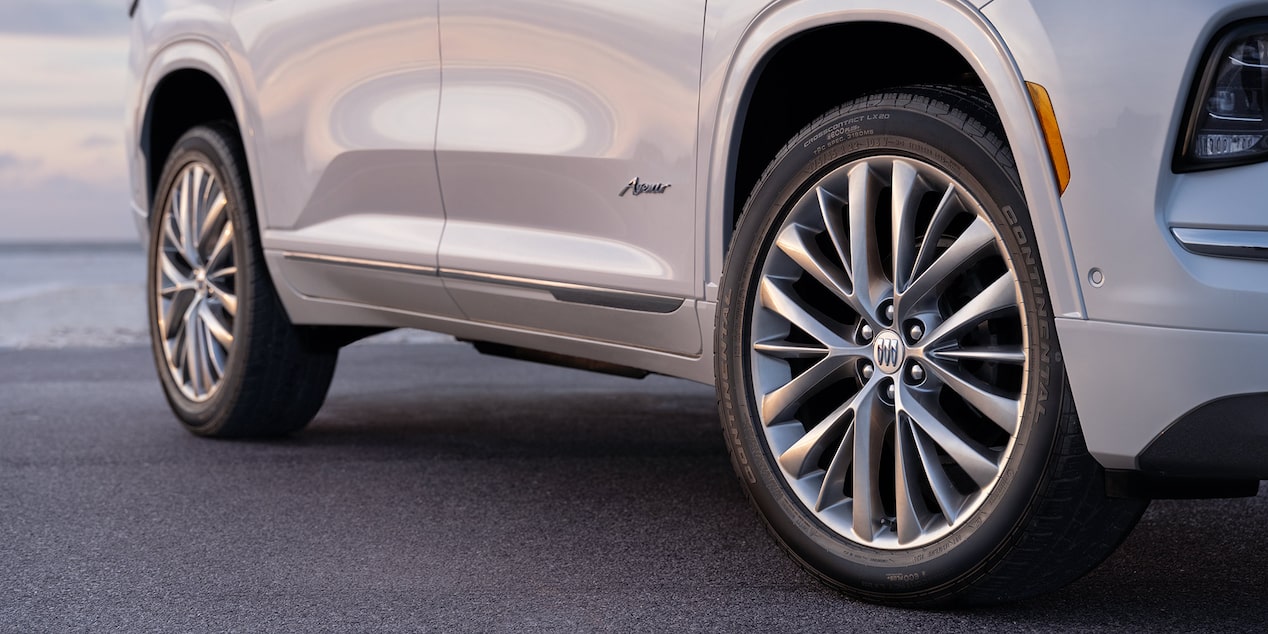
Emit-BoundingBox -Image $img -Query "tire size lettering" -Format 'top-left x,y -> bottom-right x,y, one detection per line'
806,114 -> 890,153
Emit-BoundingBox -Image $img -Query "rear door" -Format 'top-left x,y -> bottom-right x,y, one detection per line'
435,1 -> 708,354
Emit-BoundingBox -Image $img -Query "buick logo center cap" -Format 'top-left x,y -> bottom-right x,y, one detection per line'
873,330 -> 905,375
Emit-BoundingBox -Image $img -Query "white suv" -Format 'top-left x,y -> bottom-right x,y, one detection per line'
126,0 -> 1268,605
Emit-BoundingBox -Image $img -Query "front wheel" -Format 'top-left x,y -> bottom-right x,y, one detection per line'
716,87 -> 1146,605
147,123 -> 338,437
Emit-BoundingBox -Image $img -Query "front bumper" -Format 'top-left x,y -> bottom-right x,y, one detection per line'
989,0 -> 1268,473
1059,318 -> 1268,473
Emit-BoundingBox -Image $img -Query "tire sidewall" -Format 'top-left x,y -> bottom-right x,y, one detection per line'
146,126 -> 259,433
718,96 -> 1063,599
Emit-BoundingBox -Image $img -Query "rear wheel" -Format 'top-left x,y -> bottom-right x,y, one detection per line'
147,123 -> 337,437
717,87 -> 1146,605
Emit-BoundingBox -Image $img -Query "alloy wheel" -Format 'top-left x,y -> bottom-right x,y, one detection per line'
749,155 -> 1027,549
155,161 -> 238,403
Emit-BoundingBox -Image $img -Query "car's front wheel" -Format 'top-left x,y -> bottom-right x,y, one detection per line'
147,123 -> 337,437
717,87 -> 1147,605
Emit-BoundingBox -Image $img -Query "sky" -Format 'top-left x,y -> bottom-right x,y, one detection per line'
0,0 -> 134,243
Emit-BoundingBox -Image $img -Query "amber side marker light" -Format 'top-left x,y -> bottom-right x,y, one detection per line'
1026,81 -> 1071,195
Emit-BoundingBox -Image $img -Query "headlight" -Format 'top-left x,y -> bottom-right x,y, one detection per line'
1176,22 -> 1268,171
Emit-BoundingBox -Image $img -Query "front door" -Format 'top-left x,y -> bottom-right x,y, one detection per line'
435,0 -> 708,354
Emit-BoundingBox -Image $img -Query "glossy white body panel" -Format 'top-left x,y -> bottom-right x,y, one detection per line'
986,0 -> 1268,467
433,0 -> 707,355
985,0 -> 1268,331
435,1 -> 704,297
231,0 -> 459,316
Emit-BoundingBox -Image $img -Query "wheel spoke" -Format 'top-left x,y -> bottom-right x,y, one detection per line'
924,358 -> 1020,436
182,168 -> 203,267
846,163 -> 884,322
197,187 -> 228,261
161,291 -> 195,341
195,315 -> 216,396
164,206 -> 187,268
909,421 -> 967,523
758,278 -> 848,348
894,416 -> 928,545
208,265 -> 237,282
776,221 -> 853,304
851,388 -> 887,541
932,346 -> 1026,364
183,305 -> 203,397
199,303 -> 234,349
912,183 -> 960,281
209,284 -> 239,318
204,215 -> 234,273
901,217 -> 996,308
921,273 -> 1018,347
817,185 -> 852,280
815,423 -> 856,512
890,159 -> 924,293
760,356 -> 846,425
777,394 -> 857,479
902,390 -> 1002,486
754,339 -> 828,360
159,251 -> 196,294
201,313 -> 226,380
170,326 -> 188,382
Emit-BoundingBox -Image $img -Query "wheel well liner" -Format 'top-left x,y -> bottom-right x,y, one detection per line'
727,22 -> 983,249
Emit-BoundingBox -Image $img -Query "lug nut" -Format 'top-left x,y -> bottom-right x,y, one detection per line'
885,383 -> 896,401
909,323 -> 924,342
884,303 -> 895,323
861,363 -> 874,380
860,324 -> 874,341
909,363 -> 925,383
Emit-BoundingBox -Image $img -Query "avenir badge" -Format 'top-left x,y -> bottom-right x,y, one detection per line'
619,177 -> 671,197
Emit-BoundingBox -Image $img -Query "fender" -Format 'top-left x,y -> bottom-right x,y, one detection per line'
137,37 -> 250,214
696,0 -> 1086,320
134,30 -> 289,303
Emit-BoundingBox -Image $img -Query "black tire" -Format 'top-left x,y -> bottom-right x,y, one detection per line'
716,87 -> 1147,606
147,123 -> 337,437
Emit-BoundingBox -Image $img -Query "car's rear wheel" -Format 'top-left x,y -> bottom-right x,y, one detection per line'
147,123 -> 337,437
717,87 -> 1147,605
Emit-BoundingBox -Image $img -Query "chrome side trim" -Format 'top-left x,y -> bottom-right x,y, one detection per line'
279,251 -> 686,313
281,251 -> 439,275
440,269 -> 686,314
1172,227 -> 1268,259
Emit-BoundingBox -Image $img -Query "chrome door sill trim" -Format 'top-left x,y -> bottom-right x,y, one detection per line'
282,251 -> 439,275
279,250 -> 686,314
441,268 -> 685,314
1172,227 -> 1268,260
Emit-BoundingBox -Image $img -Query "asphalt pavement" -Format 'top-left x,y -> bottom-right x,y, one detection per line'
2,246 -> 1266,632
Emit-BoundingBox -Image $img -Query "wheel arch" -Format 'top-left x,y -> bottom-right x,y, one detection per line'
700,0 -> 1086,319
137,39 -> 250,228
